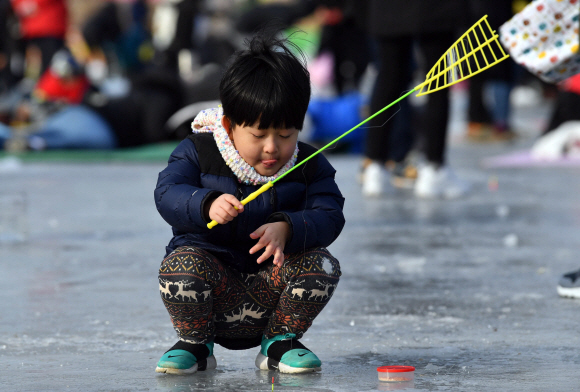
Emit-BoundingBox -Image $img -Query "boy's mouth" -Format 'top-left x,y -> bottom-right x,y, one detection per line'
261,159 -> 278,167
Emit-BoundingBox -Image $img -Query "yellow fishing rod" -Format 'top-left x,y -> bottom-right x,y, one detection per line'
207,15 -> 509,229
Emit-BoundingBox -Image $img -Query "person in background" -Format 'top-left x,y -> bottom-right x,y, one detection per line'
10,0 -> 68,77
33,48 -> 89,105
154,0 -> 203,72
0,0 -> 21,94
466,0 -> 517,142
0,48 -> 117,152
81,0 -> 154,79
235,0 -> 316,35
315,0 -> 371,95
360,0 -> 470,198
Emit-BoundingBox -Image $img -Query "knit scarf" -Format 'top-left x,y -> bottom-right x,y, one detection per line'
191,107 -> 299,186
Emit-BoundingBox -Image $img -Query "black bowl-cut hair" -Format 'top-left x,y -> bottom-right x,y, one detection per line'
219,28 -> 311,131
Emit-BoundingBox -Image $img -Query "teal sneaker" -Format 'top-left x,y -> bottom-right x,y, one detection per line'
155,341 -> 216,375
255,333 -> 321,373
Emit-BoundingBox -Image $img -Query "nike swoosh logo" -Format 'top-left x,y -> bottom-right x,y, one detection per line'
298,353 -> 307,357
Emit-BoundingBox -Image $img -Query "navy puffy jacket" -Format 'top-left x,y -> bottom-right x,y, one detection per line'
154,133 -> 345,273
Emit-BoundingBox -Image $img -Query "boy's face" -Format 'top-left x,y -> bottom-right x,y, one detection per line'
222,116 -> 299,176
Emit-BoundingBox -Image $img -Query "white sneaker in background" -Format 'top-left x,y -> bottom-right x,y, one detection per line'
414,164 -> 470,199
362,161 -> 390,196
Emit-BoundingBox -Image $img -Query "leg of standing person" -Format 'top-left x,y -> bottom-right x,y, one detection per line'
489,80 -> 512,136
159,0 -> 199,72
467,76 -> 516,142
362,35 -> 412,196
466,73 -> 493,140
413,31 -> 470,199
30,37 -> 65,75
388,98 -> 418,189
417,32 -> 450,166
466,0 -> 516,142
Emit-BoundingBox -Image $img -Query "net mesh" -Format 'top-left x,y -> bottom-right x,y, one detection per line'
415,15 -> 509,96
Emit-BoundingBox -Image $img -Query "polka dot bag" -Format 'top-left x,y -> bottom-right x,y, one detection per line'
499,0 -> 580,83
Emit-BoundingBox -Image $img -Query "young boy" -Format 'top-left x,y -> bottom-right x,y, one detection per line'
153,31 -> 345,375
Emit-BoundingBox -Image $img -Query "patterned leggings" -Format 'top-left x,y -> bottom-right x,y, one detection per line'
159,246 -> 341,346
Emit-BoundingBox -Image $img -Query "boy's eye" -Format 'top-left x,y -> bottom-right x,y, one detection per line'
251,133 -> 265,139
279,134 -> 291,139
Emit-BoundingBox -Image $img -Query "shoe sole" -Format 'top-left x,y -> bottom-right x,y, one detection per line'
557,286 -> 580,299
155,355 -> 217,375
255,353 -> 321,374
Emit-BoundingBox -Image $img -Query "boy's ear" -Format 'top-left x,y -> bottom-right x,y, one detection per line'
221,115 -> 232,134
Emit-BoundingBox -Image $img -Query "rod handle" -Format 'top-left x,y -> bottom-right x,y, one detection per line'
207,182 -> 274,229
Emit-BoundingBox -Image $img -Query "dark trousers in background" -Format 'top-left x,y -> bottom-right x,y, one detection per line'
365,32 -> 454,166
159,246 -> 341,350
26,37 -> 65,75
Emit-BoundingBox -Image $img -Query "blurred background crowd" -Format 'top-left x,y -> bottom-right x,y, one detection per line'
0,0 -> 577,192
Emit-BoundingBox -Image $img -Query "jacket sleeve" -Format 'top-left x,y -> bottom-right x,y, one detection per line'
154,139 -> 217,233
280,155 -> 345,253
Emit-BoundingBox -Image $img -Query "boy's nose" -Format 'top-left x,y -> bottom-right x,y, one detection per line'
264,137 -> 278,154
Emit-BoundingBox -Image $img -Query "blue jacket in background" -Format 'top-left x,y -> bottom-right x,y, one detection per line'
154,133 -> 345,274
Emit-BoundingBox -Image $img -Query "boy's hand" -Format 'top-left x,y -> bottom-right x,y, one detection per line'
249,222 -> 290,266
208,194 -> 244,224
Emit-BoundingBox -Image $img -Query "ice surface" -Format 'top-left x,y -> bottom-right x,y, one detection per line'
1,98 -> 580,390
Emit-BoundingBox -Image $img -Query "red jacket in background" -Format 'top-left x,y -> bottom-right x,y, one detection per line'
11,0 -> 68,39
34,69 -> 89,104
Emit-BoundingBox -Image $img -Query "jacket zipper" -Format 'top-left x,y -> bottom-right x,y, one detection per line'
270,187 -> 277,213
231,186 -> 243,235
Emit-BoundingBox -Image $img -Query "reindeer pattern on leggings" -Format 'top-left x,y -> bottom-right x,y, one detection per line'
159,247 -> 341,343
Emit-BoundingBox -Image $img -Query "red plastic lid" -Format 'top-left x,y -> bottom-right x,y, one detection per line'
377,366 -> 415,373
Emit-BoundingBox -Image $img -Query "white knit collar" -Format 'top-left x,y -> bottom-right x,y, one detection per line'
191,107 -> 299,185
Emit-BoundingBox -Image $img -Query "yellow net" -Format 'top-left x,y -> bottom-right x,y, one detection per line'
415,15 -> 509,96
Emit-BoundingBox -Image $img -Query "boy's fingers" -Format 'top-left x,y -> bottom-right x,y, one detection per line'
250,225 -> 266,239
273,248 -> 284,266
223,194 -> 243,210
214,215 -> 227,224
216,210 -> 229,222
220,204 -> 239,219
249,238 -> 267,255
257,244 -> 274,263
219,202 -> 238,217
225,207 -> 238,218
219,207 -> 237,222
215,213 -> 229,224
